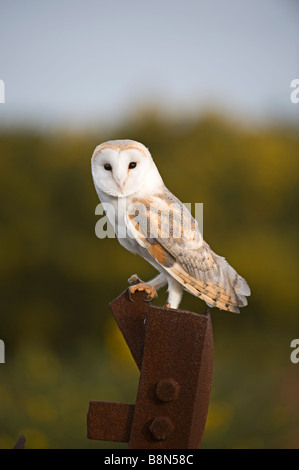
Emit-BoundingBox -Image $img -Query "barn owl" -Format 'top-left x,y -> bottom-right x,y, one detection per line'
91,139 -> 250,313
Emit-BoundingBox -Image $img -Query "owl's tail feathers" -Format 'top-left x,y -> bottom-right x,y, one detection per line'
217,256 -> 251,311
168,257 -> 250,314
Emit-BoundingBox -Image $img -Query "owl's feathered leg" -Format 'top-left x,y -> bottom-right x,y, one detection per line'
147,273 -> 167,290
165,276 -> 184,309
128,273 -> 167,301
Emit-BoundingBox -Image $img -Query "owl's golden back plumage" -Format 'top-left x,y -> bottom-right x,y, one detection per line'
126,188 -> 250,313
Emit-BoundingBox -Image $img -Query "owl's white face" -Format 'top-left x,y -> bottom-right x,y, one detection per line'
91,140 -> 162,198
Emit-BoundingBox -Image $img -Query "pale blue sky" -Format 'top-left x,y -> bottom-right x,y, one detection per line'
0,0 -> 298,130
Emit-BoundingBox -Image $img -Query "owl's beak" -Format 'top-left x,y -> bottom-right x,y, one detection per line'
117,183 -> 124,193
114,177 -> 126,194
113,168 -> 127,194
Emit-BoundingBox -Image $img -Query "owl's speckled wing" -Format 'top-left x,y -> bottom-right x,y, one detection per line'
126,188 -> 250,313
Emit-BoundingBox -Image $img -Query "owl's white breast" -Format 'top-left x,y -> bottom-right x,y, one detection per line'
97,189 -> 164,276
96,188 -> 141,255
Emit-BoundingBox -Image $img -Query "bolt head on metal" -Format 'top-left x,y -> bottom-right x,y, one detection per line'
149,416 -> 174,440
155,378 -> 179,402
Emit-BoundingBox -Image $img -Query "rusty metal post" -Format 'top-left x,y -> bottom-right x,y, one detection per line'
13,435 -> 26,449
87,288 -> 213,449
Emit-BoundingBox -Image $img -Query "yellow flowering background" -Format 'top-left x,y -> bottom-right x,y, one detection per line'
0,112 -> 298,448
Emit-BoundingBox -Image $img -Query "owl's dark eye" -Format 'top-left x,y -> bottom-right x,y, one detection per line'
129,162 -> 137,169
104,163 -> 112,171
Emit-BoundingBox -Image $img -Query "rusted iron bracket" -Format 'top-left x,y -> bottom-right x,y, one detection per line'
13,435 -> 26,449
87,286 -> 213,449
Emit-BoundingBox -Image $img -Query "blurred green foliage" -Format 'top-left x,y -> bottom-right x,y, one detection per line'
0,112 -> 298,448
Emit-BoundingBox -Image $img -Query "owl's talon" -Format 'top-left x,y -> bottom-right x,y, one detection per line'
128,274 -> 141,285
127,288 -> 135,302
128,283 -> 157,302
164,303 -> 171,308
